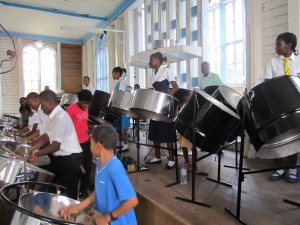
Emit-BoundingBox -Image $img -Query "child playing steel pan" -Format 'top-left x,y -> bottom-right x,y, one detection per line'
61,124 -> 138,225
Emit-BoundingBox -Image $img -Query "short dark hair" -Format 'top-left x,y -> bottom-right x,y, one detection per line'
277,32 -> 297,53
19,104 -> 31,113
39,90 -> 58,104
91,124 -> 118,150
83,76 -> 90,81
201,61 -> 210,67
112,67 -> 126,75
26,92 -> 39,100
77,89 -> 93,102
150,52 -> 167,65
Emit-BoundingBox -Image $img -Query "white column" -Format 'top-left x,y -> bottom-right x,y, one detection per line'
56,42 -> 62,90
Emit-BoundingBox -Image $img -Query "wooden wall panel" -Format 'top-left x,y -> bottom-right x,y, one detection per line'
61,44 -> 82,93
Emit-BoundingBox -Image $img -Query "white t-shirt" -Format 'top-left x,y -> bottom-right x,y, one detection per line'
85,84 -> 95,94
148,65 -> 176,88
37,105 -> 51,135
260,53 -> 300,80
28,112 -> 40,131
48,105 -> 82,156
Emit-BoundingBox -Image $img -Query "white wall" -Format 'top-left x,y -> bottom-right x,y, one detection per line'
0,37 -> 19,115
262,0 -> 289,65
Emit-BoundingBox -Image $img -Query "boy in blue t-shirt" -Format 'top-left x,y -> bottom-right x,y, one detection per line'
61,124 -> 138,225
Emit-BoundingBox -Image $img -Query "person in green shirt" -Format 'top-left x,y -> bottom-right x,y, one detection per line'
199,61 -> 223,90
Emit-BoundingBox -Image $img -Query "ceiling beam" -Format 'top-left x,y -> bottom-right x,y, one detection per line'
81,0 -> 135,43
0,1 -> 108,21
0,31 -> 83,45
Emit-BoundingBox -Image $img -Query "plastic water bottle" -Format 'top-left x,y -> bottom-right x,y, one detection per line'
180,165 -> 187,184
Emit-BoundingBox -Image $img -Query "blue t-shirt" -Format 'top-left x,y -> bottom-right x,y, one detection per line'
95,156 -> 137,225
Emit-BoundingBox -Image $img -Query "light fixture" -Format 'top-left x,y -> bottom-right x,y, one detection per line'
61,25 -> 124,33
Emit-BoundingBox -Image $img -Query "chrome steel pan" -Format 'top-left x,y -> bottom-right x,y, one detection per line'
108,90 -> 138,118
0,140 -> 51,167
0,158 -> 54,184
60,93 -> 78,109
130,89 -> 179,123
9,191 -> 100,225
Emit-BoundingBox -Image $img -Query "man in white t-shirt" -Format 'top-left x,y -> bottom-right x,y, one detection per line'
82,76 -> 95,94
26,90 -> 82,199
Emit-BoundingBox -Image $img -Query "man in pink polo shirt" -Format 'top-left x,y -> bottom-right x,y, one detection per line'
67,89 -> 93,199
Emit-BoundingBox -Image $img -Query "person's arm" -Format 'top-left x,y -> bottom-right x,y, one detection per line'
24,123 -> 38,138
169,81 -> 179,96
61,192 -> 95,221
94,196 -> 139,225
166,68 -> 179,95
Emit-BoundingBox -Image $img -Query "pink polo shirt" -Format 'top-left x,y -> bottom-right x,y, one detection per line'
66,103 -> 89,144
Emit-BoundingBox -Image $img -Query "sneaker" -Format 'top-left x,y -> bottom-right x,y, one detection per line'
146,157 -> 162,164
165,161 -> 176,170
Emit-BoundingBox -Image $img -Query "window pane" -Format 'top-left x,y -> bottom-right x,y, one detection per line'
225,3 -> 234,43
235,0 -> 243,40
226,44 -> 235,83
41,47 -> 56,91
215,8 -> 220,47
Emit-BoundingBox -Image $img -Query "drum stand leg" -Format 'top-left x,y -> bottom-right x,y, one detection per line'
206,149 -> 233,188
283,199 -> 300,207
166,131 -> 180,187
175,92 -> 211,208
224,137 -> 250,171
128,116 -> 149,173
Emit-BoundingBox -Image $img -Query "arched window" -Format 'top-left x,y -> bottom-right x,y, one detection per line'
23,42 -> 56,95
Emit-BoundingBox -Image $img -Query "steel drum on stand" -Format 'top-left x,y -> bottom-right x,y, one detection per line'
242,75 -> 300,159
175,89 -> 240,154
89,90 -> 119,125
108,90 -> 138,118
212,85 -> 243,142
130,89 -> 178,123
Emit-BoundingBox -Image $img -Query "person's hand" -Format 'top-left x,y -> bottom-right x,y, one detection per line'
15,149 -> 25,156
27,153 -> 38,163
60,205 -> 80,221
93,214 -> 110,225
19,138 -> 27,144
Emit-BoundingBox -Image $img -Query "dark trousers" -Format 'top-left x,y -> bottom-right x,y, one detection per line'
49,153 -> 82,200
80,139 -> 93,192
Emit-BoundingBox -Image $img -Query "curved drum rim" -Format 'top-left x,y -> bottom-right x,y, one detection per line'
217,85 -> 243,111
108,90 -> 138,118
194,89 -> 240,120
130,89 -> 179,123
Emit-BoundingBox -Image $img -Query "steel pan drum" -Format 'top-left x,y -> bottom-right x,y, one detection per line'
89,90 -> 119,125
175,89 -> 240,153
174,88 -> 191,109
0,158 -> 54,184
60,93 -> 78,109
108,90 -> 138,118
203,85 -> 219,95
0,140 -> 51,166
2,115 -> 20,127
130,89 -> 178,123
7,192 -> 100,225
243,75 -> 300,159
212,85 -> 243,141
